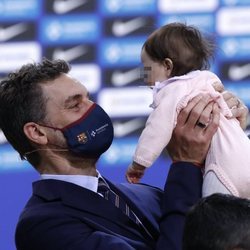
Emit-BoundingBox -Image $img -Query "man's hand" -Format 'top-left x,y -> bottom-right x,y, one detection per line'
213,82 -> 249,129
167,94 -> 220,166
222,91 -> 249,130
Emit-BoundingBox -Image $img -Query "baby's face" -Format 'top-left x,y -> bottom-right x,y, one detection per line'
140,48 -> 168,86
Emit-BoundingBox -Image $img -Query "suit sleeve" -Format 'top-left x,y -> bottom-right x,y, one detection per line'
16,214 -> 138,250
156,162 -> 203,250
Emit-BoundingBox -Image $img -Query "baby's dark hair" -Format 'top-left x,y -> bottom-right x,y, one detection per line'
143,22 -> 215,76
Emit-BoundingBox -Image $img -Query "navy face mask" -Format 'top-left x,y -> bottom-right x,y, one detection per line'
43,103 -> 114,157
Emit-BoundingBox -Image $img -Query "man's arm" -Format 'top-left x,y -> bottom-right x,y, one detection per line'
156,91 -> 248,250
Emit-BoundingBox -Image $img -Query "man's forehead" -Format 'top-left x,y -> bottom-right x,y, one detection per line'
49,74 -> 86,89
68,75 -> 88,91
43,74 -> 87,104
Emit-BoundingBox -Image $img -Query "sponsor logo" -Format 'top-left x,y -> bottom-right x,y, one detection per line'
228,63 -> 250,81
100,38 -> 144,66
112,17 -> 147,37
0,42 -> 41,72
52,45 -> 87,62
96,124 -> 108,134
221,0 -> 250,6
77,132 -> 88,143
0,0 -> 40,20
91,131 -> 96,137
41,16 -> 99,44
44,44 -> 95,62
113,118 -> 145,137
217,7 -> 250,36
98,87 -> 152,117
159,14 -> 215,33
53,0 -> 87,14
99,138 -> 137,165
0,23 -> 27,42
158,0 -> 218,13
219,37 -> 250,59
101,0 -> 155,15
70,64 -> 101,93
111,67 -> 140,86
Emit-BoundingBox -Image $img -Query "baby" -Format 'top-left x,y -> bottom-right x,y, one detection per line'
126,22 -> 250,198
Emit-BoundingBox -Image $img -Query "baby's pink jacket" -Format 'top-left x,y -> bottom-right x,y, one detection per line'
133,70 -> 250,198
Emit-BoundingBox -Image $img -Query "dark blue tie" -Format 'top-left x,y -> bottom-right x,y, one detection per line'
97,178 -> 153,238
97,178 -> 140,224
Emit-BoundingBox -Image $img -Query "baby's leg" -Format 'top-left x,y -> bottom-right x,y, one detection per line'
126,162 -> 146,184
202,171 -> 231,197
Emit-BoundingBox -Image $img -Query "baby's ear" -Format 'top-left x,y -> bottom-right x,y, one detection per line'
164,58 -> 173,77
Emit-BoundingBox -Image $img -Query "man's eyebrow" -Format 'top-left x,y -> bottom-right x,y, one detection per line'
64,94 -> 82,107
63,91 -> 90,107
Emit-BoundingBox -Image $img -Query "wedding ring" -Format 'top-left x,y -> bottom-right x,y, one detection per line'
196,121 -> 207,129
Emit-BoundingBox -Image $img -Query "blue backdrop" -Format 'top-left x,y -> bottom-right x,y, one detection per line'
1,0 -> 250,249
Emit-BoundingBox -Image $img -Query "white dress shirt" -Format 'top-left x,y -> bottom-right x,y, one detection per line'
41,171 -> 102,193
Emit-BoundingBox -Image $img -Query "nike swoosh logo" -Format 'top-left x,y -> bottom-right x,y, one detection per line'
52,45 -> 87,62
53,0 -> 87,14
113,118 -> 145,137
0,23 -> 27,42
112,17 -> 146,37
111,68 -> 140,86
0,130 -> 7,144
228,64 -> 250,81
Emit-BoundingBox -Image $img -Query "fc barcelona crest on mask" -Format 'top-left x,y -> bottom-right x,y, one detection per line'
77,133 -> 88,144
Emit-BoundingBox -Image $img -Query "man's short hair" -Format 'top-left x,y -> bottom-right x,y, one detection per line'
183,193 -> 250,250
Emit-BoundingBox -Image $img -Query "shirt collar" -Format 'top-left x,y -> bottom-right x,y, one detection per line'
153,70 -> 201,92
149,70 -> 201,109
41,170 -> 102,193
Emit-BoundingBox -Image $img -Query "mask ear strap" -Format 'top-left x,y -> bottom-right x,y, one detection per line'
23,148 -> 69,159
38,123 -> 64,132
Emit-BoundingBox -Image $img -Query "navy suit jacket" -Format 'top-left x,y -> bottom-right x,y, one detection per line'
15,162 -> 202,250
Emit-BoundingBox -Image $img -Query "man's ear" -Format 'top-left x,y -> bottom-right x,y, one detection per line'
163,58 -> 173,78
23,122 -> 48,145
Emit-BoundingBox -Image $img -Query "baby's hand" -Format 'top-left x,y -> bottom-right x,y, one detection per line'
126,162 -> 146,184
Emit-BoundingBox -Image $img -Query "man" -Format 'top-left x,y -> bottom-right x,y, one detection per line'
0,59 -> 246,250
183,193 -> 250,250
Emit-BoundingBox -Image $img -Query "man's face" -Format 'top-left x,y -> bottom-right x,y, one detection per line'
42,73 -> 93,131
140,48 -> 167,86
